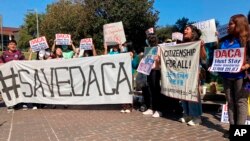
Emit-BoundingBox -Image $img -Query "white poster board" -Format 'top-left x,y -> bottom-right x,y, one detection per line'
209,48 -> 245,72
29,36 -> 49,52
161,41 -> 200,102
103,21 -> 126,45
55,34 -> 71,45
0,53 -> 133,107
80,38 -> 93,50
193,19 -> 217,43
172,32 -> 183,41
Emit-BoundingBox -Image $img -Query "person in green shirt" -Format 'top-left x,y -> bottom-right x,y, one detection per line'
52,40 -> 77,59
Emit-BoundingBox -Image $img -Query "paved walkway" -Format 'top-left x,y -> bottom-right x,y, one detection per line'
0,102 -> 229,141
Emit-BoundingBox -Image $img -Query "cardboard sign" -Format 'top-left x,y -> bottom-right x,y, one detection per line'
209,48 -> 245,72
193,19 -> 217,43
103,21 -> 126,45
55,34 -> 71,45
172,32 -> 183,41
80,38 -> 93,50
217,24 -> 228,39
29,36 -> 49,52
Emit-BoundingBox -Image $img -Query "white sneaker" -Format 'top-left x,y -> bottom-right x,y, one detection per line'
22,105 -> 28,110
142,109 -> 153,115
152,111 -> 162,118
32,106 -> 38,110
187,117 -> 202,126
179,116 -> 191,123
120,109 -> 125,113
125,109 -> 131,113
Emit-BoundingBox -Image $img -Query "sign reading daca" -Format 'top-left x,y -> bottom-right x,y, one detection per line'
209,48 -> 245,72
0,53 -> 133,107
160,41 -> 201,102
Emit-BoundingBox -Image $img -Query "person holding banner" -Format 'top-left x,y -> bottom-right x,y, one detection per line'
141,34 -> 163,118
51,39 -> 77,59
0,40 -> 26,111
219,14 -> 249,129
179,25 -> 206,126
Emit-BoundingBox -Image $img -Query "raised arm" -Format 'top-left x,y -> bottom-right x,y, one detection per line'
104,42 -> 108,55
71,40 -> 77,53
51,40 -> 56,52
92,44 -> 97,56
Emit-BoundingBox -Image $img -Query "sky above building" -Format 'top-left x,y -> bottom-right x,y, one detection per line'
0,0 -> 249,28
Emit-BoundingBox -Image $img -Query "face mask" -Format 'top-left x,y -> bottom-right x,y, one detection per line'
145,39 -> 150,47
62,45 -> 68,50
39,50 -> 46,59
121,47 -> 128,52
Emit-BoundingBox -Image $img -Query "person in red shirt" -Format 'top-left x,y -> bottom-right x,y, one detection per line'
0,40 -> 25,63
0,40 -> 26,111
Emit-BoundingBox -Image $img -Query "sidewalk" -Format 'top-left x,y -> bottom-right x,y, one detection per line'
0,102 -> 229,141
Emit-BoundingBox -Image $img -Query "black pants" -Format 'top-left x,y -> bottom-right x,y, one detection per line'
142,70 -> 161,111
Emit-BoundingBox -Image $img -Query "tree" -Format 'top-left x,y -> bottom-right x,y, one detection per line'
155,25 -> 174,43
40,0 -> 158,53
172,17 -> 191,33
40,0 -> 87,47
17,13 -> 43,50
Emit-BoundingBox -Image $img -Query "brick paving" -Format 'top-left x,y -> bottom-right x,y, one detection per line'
0,101 -> 229,141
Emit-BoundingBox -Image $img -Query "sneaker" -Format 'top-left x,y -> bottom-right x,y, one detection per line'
125,109 -> 131,113
7,107 -> 14,112
32,106 -> 38,110
120,109 -> 125,113
187,117 -> 202,126
152,111 -> 162,118
22,105 -> 28,110
179,116 -> 192,123
142,109 -> 153,115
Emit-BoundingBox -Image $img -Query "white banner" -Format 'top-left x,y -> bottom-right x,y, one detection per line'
29,36 -> 49,52
55,34 -> 71,45
103,21 -> 126,45
193,19 -> 217,43
0,53 -> 133,107
80,38 -> 93,50
161,41 -> 200,102
209,48 -> 245,72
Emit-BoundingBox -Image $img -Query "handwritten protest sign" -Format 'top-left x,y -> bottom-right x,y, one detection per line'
103,21 -> 126,45
193,19 -> 217,43
217,24 -> 228,39
161,41 -> 200,102
209,48 -> 245,72
137,47 -> 158,75
29,36 -> 49,52
55,34 -> 71,45
80,38 -> 93,50
172,32 -> 183,41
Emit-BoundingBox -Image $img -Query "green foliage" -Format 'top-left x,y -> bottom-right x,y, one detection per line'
18,13 -> 42,51
155,25 -> 174,43
172,17 -> 191,33
39,0 -> 158,53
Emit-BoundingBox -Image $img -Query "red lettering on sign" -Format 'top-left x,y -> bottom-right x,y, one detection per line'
215,49 -> 241,58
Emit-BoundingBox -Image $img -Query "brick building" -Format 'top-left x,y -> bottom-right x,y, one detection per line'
0,27 -> 20,50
